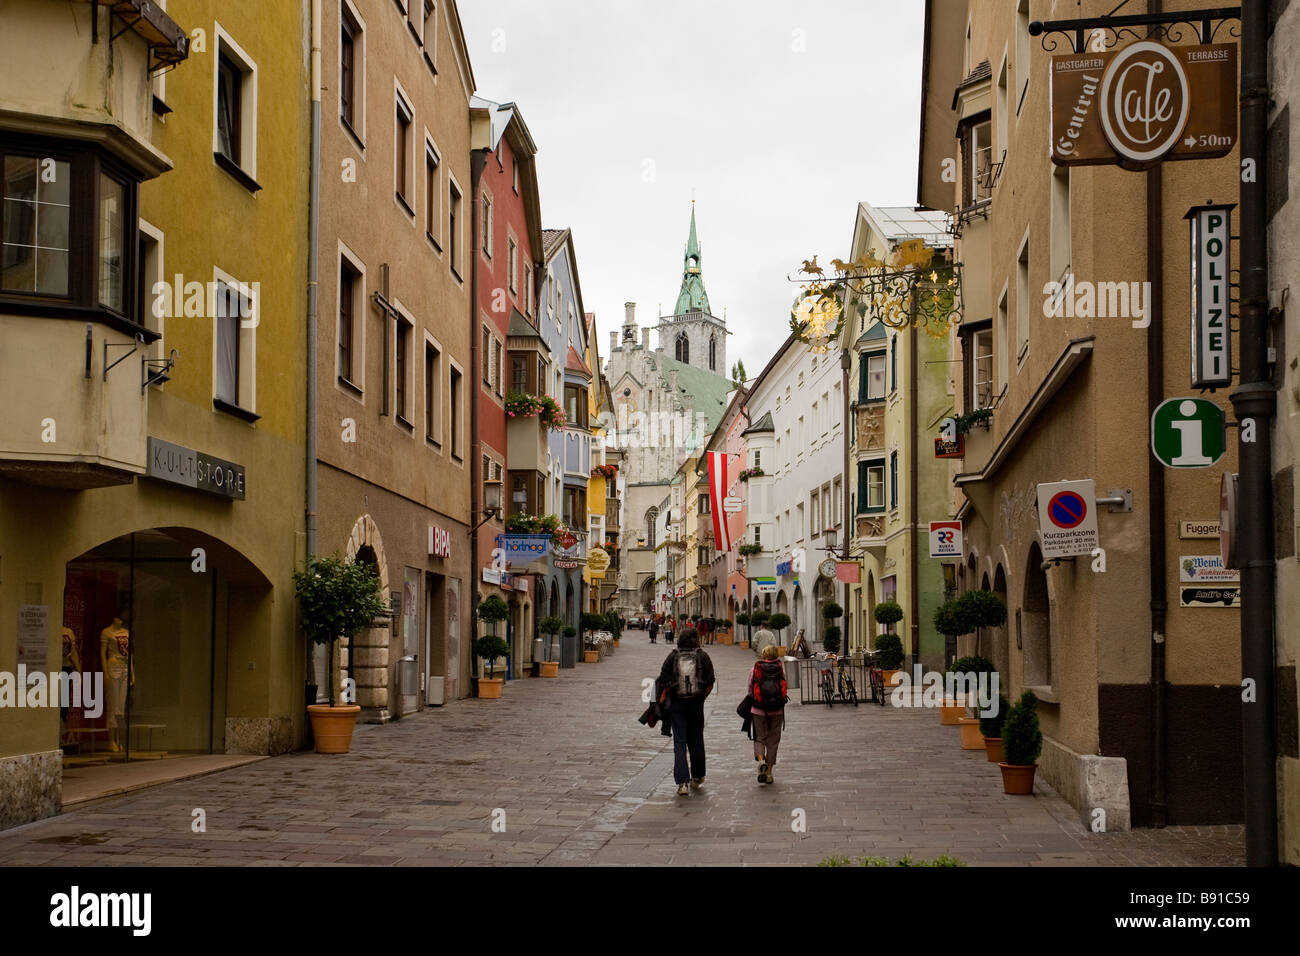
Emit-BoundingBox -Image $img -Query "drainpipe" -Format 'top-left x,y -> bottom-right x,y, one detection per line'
469,148 -> 488,689
841,347 -> 851,646
305,0 -> 322,703
1234,0 -> 1278,866
1144,3 -> 1168,827
909,322 -> 920,669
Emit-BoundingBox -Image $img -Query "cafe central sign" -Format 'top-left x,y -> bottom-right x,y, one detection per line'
146,437 -> 245,500
1051,41 -> 1236,169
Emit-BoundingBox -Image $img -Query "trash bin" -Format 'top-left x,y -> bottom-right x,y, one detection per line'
784,656 -> 800,691
533,637 -> 545,664
397,656 -> 418,697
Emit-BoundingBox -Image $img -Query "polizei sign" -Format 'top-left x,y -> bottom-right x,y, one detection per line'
1186,203 -> 1235,389
1051,42 -> 1237,169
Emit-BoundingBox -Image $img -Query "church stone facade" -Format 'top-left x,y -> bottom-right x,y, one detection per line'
603,208 -> 735,612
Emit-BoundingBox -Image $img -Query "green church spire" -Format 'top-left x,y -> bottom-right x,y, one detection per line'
674,204 -> 711,315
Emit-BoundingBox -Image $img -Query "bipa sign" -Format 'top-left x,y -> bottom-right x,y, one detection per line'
428,525 -> 451,559
929,521 -> 962,558
1186,204 -> 1234,389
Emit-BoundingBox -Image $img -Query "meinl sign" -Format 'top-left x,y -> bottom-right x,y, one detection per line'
147,436 -> 245,500
1186,203 -> 1235,389
1051,42 -> 1237,169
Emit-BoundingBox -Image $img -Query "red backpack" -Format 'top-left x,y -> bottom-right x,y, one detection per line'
754,661 -> 786,711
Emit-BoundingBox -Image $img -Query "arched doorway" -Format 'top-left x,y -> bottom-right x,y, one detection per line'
1023,544 -> 1051,688
992,564 -> 1009,681
61,527 -> 271,763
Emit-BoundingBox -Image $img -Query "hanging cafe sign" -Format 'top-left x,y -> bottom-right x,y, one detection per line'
1045,20 -> 1238,170
789,242 -> 962,350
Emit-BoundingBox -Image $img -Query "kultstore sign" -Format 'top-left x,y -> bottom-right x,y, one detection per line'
146,437 -> 245,500
1051,41 -> 1237,170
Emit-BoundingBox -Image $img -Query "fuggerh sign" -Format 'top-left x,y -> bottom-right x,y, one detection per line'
1051,41 -> 1237,169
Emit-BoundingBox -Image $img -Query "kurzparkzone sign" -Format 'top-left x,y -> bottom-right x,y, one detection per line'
1186,204 -> 1235,389
1051,41 -> 1237,169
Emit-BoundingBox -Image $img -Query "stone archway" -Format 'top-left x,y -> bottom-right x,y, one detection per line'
341,514 -> 392,721
345,514 -> 390,599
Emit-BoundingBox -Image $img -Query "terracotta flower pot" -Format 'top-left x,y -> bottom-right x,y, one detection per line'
539,660 -> 559,678
719,635 -> 734,645
775,646 -> 787,657
999,763 -> 1037,795
307,704 -> 361,754
880,669 -> 900,689
478,677 -> 504,699
613,640 -> 620,647
940,700 -> 966,725
958,716 -> 984,750
583,650 -> 600,663
984,736 -> 1004,763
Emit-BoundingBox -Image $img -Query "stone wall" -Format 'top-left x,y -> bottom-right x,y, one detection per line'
0,750 -> 60,831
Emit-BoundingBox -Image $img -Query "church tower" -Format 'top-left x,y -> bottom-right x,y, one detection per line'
660,205 -> 727,375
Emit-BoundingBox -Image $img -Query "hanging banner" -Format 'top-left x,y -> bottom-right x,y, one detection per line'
497,534 -> 550,567
708,452 -> 732,553
1051,42 -> 1237,169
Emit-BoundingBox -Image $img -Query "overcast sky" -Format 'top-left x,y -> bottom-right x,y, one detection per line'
458,1 -> 925,379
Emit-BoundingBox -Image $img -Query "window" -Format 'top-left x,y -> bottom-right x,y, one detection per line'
510,355 -> 528,393
1,154 -> 72,297
137,220 -> 164,354
1016,233 -> 1030,361
753,449 -> 761,469
512,160 -> 519,194
395,91 -> 413,209
340,6 -> 361,132
889,452 -> 898,510
563,486 -> 587,527
997,58 -> 1008,167
564,385 -> 587,427
646,508 -> 658,548
753,525 -> 762,547
810,490 -> 820,538
859,350 -> 886,401
708,335 -> 716,371
339,257 -> 360,385
395,316 -> 412,424
832,476 -> 842,527
889,338 -> 897,393
213,29 -> 257,185
213,276 -> 256,415
1016,0 -> 1031,114
481,194 -> 492,258
996,285 -> 1010,390
857,460 -> 885,513
425,143 -> 439,245
448,179 -> 462,275
674,332 -> 689,363
962,321 -> 994,410
507,237 -> 517,292
449,364 -> 463,458
493,339 -> 503,396
424,338 -> 441,445
98,173 -> 125,311
421,0 -> 437,53
1050,166 -> 1071,286
482,326 -> 492,384
962,116 -> 992,208
523,264 -> 532,314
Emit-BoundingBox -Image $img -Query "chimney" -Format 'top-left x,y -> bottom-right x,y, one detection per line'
642,328 -> 652,349
609,330 -> 618,353
624,302 -> 637,325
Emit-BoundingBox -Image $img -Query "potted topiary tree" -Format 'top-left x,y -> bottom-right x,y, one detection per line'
873,600 -> 904,648
294,554 -> 389,754
999,690 -> 1042,794
768,612 -> 791,655
872,634 -> 905,689
538,615 -> 563,677
821,601 -> 843,656
474,634 -> 510,699
475,595 -> 510,696
932,598 -> 969,670
980,694 -> 1010,763
577,624 -> 599,663
954,589 -> 1007,658
947,654 -> 995,737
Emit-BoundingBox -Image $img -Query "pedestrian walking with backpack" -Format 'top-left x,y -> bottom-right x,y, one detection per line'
657,628 -> 715,796
749,644 -> 788,784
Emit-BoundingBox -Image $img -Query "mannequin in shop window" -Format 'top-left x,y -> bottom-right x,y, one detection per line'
100,615 -> 133,753
60,627 -> 80,739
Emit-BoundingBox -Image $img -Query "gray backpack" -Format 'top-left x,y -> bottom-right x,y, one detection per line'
674,650 -> 703,698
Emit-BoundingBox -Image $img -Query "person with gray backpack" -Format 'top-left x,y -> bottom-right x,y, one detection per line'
656,628 -> 715,796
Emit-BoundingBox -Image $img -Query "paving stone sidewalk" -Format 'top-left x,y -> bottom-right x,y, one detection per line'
0,635 -> 1243,866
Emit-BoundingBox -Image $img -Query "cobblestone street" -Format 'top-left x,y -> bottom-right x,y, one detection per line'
0,638 -> 1244,867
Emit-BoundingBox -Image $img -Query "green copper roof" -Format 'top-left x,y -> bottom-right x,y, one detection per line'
653,351 -> 732,446
674,206 -> 711,315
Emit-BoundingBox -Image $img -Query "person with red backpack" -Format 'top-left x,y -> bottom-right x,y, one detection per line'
749,644 -> 788,784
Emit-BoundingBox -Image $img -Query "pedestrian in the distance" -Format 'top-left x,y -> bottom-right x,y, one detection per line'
752,618 -> 777,657
658,628 -> 715,796
749,644 -> 788,784
665,617 -> 675,644
649,617 -> 659,644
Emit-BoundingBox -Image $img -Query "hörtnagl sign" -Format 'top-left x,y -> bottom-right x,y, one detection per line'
1051,42 -> 1237,169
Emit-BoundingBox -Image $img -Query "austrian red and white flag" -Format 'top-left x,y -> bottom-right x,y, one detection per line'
708,451 -> 731,553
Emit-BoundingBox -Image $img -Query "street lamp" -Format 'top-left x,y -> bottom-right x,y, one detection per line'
472,480 -> 503,532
